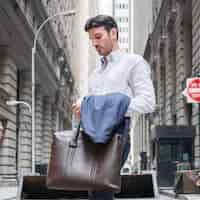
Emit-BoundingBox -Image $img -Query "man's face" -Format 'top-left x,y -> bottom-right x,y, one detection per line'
88,26 -> 116,56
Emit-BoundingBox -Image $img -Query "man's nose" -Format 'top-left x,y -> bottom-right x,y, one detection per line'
91,39 -> 98,47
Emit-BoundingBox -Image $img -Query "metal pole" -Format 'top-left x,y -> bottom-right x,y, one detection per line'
31,48 -> 36,174
31,10 -> 76,174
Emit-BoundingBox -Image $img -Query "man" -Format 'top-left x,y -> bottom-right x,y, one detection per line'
72,15 -> 155,200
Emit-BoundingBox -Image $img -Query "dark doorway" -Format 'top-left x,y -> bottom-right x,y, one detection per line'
152,126 -> 195,187
157,139 -> 193,187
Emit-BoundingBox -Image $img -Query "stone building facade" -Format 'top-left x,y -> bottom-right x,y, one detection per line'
133,0 -> 200,177
192,0 -> 200,168
0,0 -> 78,185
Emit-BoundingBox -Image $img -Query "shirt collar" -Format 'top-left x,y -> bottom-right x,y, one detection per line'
100,49 -> 122,65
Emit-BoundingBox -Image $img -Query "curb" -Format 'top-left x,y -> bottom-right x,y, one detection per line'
1,198 -> 16,200
160,189 -> 177,198
0,186 -> 17,200
160,189 -> 188,200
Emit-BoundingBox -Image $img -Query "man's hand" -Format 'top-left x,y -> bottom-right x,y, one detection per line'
72,99 -> 81,119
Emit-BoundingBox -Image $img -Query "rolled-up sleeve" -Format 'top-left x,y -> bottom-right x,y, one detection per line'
127,58 -> 156,115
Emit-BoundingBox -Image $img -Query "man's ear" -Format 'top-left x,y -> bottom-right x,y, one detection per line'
110,28 -> 118,40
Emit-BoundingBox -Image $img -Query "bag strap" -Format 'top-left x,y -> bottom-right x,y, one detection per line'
69,122 -> 81,148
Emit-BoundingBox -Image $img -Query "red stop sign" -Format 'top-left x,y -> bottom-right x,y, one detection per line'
187,78 -> 200,102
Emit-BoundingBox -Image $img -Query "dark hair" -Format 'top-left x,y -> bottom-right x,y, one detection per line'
84,15 -> 118,39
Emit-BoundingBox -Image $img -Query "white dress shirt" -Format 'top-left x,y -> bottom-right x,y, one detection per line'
87,50 -> 156,117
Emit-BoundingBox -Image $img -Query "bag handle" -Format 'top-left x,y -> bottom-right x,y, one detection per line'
69,122 -> 81,148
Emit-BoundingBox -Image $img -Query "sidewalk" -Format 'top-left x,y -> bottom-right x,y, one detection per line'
0,186 -> 17,200
1,186 -> 200,200
180,194 -> 200,200
160,189 -> 200,200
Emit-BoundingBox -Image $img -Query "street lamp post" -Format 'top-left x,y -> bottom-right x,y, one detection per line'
6,100 -> 31,113
32,10 -> 76,174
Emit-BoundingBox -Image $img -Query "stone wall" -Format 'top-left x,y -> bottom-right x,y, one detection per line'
192,0 -> 200,168
133,0 -> 195,170
0,0 -> 76,184
0,47 -> 17,184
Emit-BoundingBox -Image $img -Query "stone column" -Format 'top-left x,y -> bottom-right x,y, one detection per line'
17,71 -> 32,176
0,46 -> 17,183
42,97 -> 53,165
51,104 -> 57,134
164,22 -> 176,125
152,54 -> 161,125
156,43 -> 166,125
35,86 -> 43,169
175,0 -> 192,125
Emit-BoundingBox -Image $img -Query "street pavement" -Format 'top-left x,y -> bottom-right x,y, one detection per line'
0,187 -> 17,200
115,195 -> 178,199
0,186 -> 200,200
179,195 -> 200,200
0,189 -> 180,200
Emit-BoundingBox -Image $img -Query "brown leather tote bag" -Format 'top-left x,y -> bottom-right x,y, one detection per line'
46,124 -> 124,192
